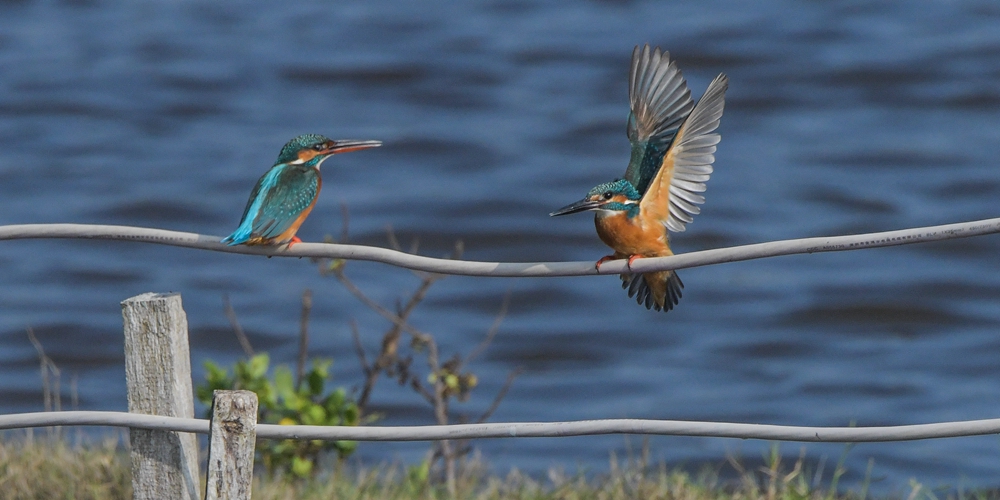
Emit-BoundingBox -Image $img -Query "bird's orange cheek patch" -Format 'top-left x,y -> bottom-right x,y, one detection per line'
297,150 -> 319,163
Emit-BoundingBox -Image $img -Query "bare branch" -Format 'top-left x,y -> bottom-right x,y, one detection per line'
386,223 -> 439,281
464,292 -> 510,368
70,373 -> 79,411
27,328 -> 63,439
430,374 -> 447,426
376,274 -> 438,368
385,224 -> 401,252
409,378 -> 437,406
354,321 -> 383,414
295,289 -> 313,390
424,332 -> 457,496
340,266 -> 442,413
327,268 -> 435,341
476,368 -> 524,424
27,328 -> 54,412
350,320 -> 371,376
222,294 -> 254,357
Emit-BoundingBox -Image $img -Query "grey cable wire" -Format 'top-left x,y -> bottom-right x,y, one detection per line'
1,217 -> 998,276
2,221 -> 999,441
2,411 -> 999,443
0,411 -> 208,434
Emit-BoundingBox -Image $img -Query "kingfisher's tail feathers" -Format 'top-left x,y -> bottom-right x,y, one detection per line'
621,270 -> 684,312
222,227 -> 252,246
222,222 -> 254,246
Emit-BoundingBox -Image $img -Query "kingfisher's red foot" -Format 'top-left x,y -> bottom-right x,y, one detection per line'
595,255 -> 616,271
626,255 -> 642,270
286,236 -> 303,248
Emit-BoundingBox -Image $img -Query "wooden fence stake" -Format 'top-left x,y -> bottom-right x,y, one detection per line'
121,292 -> 201,500
205,390 -> 258,500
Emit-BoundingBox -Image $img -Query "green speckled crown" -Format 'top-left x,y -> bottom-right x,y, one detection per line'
588,179 -> 641,200
275,134 -> 332,165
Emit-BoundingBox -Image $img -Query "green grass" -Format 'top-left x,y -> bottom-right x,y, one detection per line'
0,435 -> 995,500
0,433 -> 130,500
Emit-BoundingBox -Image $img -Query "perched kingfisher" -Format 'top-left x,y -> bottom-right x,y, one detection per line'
550,45 -> 728,312
222,134 -> 381,247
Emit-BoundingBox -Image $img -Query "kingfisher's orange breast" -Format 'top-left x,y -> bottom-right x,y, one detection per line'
594,212 -> 672,257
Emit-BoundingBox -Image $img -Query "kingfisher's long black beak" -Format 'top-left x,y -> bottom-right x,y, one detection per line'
324,139 -> 383,155
550,198 -> 602,216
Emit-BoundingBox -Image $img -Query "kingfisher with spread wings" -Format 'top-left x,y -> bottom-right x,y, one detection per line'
550,45 -> 728,312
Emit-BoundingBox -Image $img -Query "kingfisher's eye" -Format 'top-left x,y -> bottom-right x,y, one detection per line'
313,143 -> 326,151
602,191 -> 613,200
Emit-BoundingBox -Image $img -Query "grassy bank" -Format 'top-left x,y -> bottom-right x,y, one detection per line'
0,434 -> 129,499
0,435 -> 989,500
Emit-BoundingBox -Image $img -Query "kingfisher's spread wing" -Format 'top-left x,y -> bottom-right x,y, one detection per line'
223,164 -> 319,245
623,45 -> 695,196
638,73 -> 728,233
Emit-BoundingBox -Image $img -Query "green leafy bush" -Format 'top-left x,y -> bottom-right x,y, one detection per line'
197,353 -> 363,477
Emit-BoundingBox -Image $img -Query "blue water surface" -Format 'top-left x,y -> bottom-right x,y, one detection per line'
1,0 -> 999,491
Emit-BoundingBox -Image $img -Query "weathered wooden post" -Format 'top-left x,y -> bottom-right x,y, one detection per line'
205,390 -> 258,500
121,292 -> 201,500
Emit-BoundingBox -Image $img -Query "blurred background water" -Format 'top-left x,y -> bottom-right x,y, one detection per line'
1,0 -> 999,491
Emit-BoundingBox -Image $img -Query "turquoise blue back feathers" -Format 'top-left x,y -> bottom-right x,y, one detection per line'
223,161 -> 320,245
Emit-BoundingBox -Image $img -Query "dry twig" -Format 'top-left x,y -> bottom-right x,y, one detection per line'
222,294 -> 254,357
296,289 -> 313,389
476,368 -> 523,424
